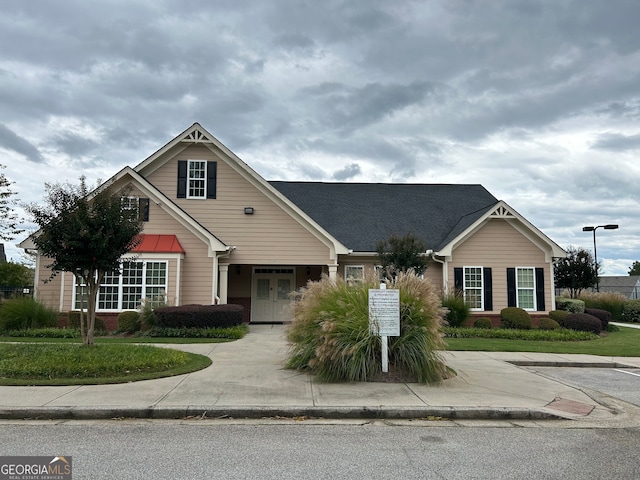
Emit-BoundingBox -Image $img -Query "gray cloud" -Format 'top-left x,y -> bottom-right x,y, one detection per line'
332,163 -> 361,181
0,123 -> 44,163
591,133 -> 640,151
2,0 -> 640,273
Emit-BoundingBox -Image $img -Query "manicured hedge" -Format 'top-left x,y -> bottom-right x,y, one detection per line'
538,317 -> 560,330
555,297 -> 585,313
154,304 -> 244,329
584,308 -> 611,330
500,307 -> 532,329
563,313 -> 602,335
117,311 -> 141,333
622,300 -> 640,323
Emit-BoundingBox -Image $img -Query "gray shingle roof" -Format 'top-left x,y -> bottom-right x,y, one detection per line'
269,182 -> 498,252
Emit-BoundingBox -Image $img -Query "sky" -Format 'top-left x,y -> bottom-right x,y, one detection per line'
1,0 -> 639,275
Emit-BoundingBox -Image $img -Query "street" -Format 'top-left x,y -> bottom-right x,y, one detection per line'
530,367 -> 640,407
1,421 -> 639,479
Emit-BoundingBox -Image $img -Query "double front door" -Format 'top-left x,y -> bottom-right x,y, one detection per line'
251,268 -> 295,323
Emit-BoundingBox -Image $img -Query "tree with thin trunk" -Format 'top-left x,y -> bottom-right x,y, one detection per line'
26,177 -> 142,345
554,246 -> 597,299
376,233 -> 429,277
0,164 -> 24,242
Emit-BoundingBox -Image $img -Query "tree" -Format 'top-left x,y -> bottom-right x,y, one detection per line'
0,260 -> 34,287
376,233 -> 429,277
628,261 -> 640,276
554,246 -> 597,298
0,164 -> 24,242
26,177 -> 143,345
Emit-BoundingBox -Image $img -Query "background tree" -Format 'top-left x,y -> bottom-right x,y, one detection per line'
628,261 -> 640,276
376,233 -> 429,277
554,246 -> 597,298
0,260 -> 34,287
26,177 -> 143,345
0,164 -> 24,242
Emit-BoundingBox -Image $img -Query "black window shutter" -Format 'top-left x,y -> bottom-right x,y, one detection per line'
177,160 -> 187,198
483,268 -> 493,311
206,161 -> 217,199
507,268 -> 516,307
535,267 -> 545,311
138,198 -> 150,222
454,268 -> 463,292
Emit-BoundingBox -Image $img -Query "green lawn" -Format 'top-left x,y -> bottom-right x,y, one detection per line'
445,325 -> 640,356
0,343 -> 212,386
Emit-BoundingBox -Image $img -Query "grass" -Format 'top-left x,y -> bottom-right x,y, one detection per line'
0,343 -> 212,386
445,325 -> 640,356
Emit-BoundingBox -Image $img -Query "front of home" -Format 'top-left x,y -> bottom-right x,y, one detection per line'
20,123 -> 566,324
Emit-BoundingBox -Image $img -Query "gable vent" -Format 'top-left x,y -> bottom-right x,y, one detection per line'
182,129 -> 212,144
489,205 -> 514,218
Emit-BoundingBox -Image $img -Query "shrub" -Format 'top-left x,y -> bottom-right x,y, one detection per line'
538,317 -> 560,330
144,325 -> 248,339
555,297 -> 585,313
154,304 -> 244,329
580,291 -> 626,321
287,271 -> 448,383
138,298 -> 162,331
621,300 -> 640,323
584,308 -> 611,330
548,310 -> 568,325
67,311 -> 107,332
473,317 -> 492,329
500,307 -> 532,330
563,313 -> 602,334
117,311 -> 141,334
445,327 -> 596,341
442,293 -> 470,328
0,297 -> 58,330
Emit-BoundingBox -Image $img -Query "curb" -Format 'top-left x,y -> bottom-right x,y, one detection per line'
0,405 -> 569,421
508,361 -> 636,368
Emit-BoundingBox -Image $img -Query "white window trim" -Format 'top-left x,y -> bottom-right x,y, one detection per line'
516,266 -> 536,311
72,259 -> 169,312
186,159 -> 207,199
344,265 -> 365,282
464,266 -> 484,311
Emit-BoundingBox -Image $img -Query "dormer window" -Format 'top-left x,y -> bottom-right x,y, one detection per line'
177,160 -> 217,199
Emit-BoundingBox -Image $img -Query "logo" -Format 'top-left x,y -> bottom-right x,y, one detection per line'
0,456 -> 72,480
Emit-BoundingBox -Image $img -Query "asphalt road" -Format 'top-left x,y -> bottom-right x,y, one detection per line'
1,422 -> 639,479
531,367 -> 640,407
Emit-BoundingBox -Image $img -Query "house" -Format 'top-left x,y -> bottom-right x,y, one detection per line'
595,276 -> 640,299
20,123 -> 566,325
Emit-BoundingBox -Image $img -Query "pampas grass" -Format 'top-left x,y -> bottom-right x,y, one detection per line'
286,270 -> 448,383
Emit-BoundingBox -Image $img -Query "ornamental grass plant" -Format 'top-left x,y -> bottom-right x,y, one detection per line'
286,270 -> 448,384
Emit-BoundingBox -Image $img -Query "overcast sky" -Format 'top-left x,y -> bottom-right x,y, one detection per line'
1,0 -> 639,275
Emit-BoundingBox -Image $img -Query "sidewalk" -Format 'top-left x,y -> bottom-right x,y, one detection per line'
1,324 -> 639,423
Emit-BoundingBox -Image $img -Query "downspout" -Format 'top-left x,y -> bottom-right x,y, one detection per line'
431,252 -> 448,296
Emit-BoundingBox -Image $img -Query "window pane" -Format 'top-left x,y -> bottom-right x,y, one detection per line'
516,267 -> 535,310
464,267 -> 483,309
345,265 -> 364,282
188,161 -> 206,198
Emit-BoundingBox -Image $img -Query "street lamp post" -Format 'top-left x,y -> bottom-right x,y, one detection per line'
582,224 -> 619,292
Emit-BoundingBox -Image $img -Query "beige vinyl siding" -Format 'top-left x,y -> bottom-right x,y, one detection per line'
146,145 -> 333,265
137,200 -> 212,306
449,219 -> 550,313
35,256 -> 65,312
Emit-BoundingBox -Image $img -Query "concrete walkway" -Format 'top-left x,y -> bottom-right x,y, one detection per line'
1,324 -> 639,423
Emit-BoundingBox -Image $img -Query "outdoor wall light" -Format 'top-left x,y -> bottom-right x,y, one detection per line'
244,207 -> 254,215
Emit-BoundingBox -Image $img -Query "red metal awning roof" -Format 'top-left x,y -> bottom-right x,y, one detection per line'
130,234 -> 185,254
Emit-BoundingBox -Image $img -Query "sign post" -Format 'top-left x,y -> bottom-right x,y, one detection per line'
368,284 -> 400,373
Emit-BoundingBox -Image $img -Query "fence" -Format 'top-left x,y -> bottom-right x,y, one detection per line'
0,286 -> 34,300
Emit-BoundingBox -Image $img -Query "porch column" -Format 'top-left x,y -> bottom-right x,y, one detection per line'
219,264 -> 229,304
328,264 -> 338,281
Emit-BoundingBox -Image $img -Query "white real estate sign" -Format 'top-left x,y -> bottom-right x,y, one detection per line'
368,288 -> 400,336
369,287 -> 400,373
